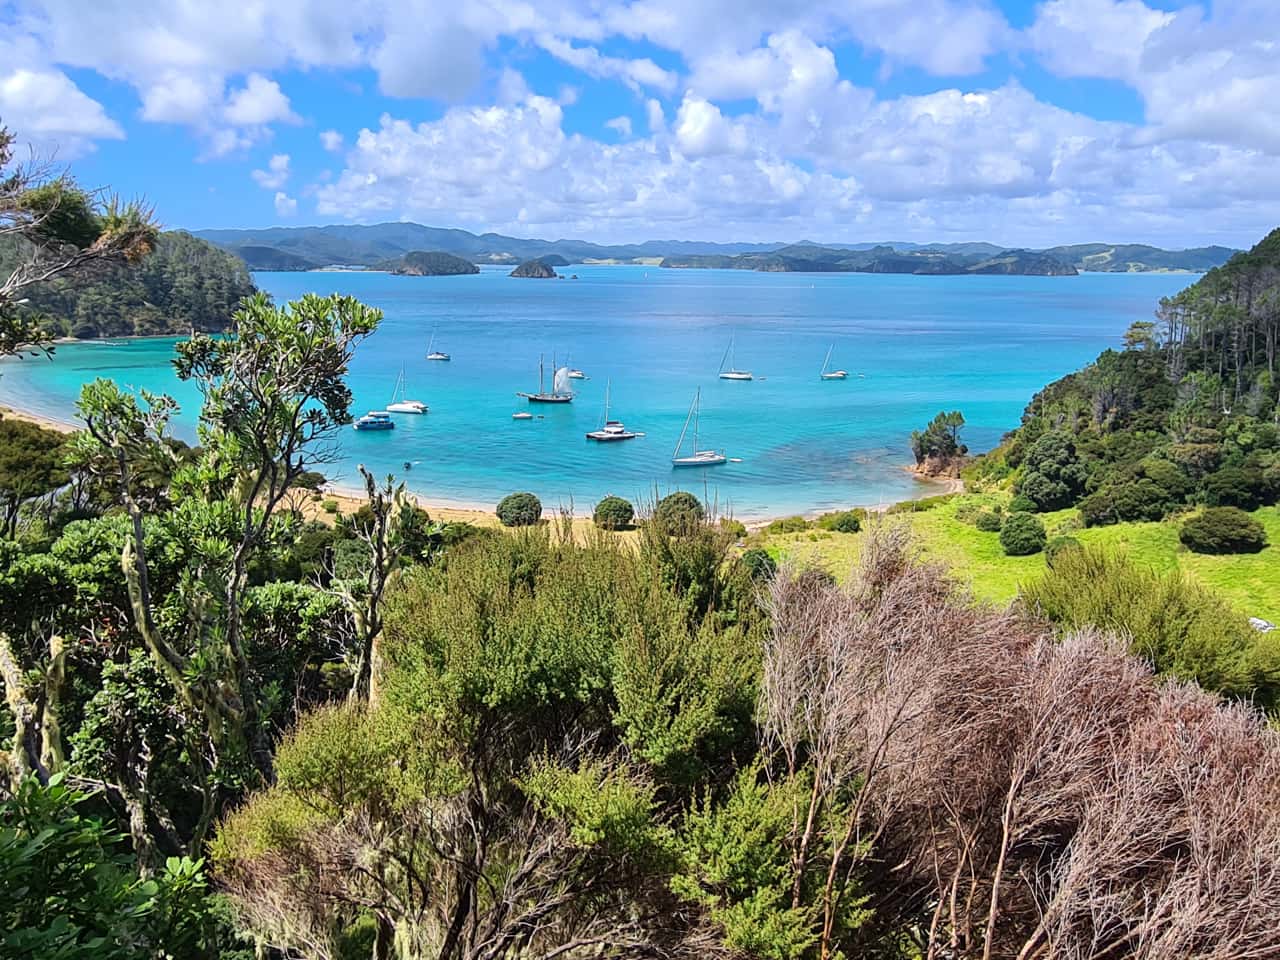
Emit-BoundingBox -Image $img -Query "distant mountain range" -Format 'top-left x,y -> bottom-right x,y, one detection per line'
195,222 -> 1239,276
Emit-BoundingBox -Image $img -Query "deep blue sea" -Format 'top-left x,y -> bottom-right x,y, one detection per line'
0,265 -> 1191,518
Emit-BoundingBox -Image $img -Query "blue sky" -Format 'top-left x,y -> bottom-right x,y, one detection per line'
2,0 -> 1277,247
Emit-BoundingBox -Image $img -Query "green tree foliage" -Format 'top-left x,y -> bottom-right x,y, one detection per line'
1,775 -> 237,959
815,508 -> 863,533
1016,430 -> 1087,510
909,410 -> 966,464
496,490 -> 542,526
0,417 -> 67,538
999,511 -> 1047,555
10,231 -> 256,339
974,509 -> 1003,532
592,494 -> 634,529
0,124 -> 158,355
1020,545 -> 1280,707
653,490 -> 705,531
740,547 -> 778,582
1044,535 -> 1082,567
1179,506 -> 1269,554
213,522 -> 771,958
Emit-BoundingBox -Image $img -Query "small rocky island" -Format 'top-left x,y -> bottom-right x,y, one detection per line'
510,258 -> 559,278
386,250 -> 479,276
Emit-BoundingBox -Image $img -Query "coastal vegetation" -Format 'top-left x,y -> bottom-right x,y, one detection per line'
382,250 -> 479,276
509,258 -> 559,278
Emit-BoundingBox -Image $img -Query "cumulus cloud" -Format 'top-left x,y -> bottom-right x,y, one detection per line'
673,95 -> 750,157
225,74 -> 298,126
605,115 -> 633,138
252,153 -> 291,189
0,68 -> 123,153
320,129 -> 344,152
274,191 -> 298,216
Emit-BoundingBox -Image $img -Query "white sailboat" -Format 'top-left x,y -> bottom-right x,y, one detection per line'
820,344 -> 849,380
586,380 -> 638,441
718,334 -> 753,380
385,367 -> 428,414
426,328 -> 450,361
672,388 -> 727,467
517,355 -> 574,403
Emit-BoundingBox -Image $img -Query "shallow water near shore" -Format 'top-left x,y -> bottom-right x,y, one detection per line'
0,265 -> 1190,518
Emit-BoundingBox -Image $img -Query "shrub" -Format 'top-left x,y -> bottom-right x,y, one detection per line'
593,495 -> 635,530
719,518 -> 748,539
764,515 -> 809,535
496,492 -> 542,527
740,548 -> 777,582
1044,535 -> 1082,568
887,494 -> 956,514
1008,494 -> 1036,514
320,499 -> 339,514
815,509 -> 863,533
1179,507 -> 1268,555
974,511 -> 1003,533
999,512 -> 1046,555
1201,466 -> 1267,510
1078,478 -> 1170,526
654,491 -> 704,531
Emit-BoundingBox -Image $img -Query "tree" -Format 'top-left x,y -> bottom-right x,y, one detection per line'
1179,506 -> 1268,554
70,293 -> 381,782
0,123 -> 158,356
496,491 -> 542,526
999,511 -> 1046,555
0,417 -> 66,538
593,494 -> 635,529
654,490 -> 705,531
1016,430 -> 1086,511
909,410 -> 966,464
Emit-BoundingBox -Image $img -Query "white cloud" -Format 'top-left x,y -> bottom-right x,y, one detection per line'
536,34 -> 678,94
252,153 -> 291,189
605,115 -> 632,138
1028,0 -> 1173,81
0,68 -> 123,153
225,73 -> 298,125
673,95 -> 750,157
274,191 -> 298,216
320,129 -> 344,152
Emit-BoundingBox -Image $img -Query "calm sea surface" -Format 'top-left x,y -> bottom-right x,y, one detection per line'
0,266 -> 1191,518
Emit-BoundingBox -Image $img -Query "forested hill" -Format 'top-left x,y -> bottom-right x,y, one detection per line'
6,231 -> 256,338
660,244 -> 1079,275
971,226 -> 1280,529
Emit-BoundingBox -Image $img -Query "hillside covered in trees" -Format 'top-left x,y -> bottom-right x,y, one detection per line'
971,227 -> 1280,532
1,230 -> 255,339
382,250 -> 480,276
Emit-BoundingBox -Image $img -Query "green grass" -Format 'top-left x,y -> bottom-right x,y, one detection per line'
762,497 -> 1280,622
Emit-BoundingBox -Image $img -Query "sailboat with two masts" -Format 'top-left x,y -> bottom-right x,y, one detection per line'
672,388 -> 727,467
819,344 -> 849,380
586,379 -> 638,441
385,367 -> 428,414
718,334 -> 753,380
517,355 -> 574,403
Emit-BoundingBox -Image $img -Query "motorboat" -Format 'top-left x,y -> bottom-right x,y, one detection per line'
353,411 -> 395,431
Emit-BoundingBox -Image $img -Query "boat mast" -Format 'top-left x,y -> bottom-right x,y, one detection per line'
602,379 -> 611,426
693,388 -> 701,450
822,344 -> 833,375
539,354 -> 545,395
673,390 -> 697,459
718,337 -> 733,375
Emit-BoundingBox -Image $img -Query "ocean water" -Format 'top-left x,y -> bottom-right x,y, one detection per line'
0,265 -> 1191,519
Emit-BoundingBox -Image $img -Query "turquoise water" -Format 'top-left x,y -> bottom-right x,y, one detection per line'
0,266 -> 1191,518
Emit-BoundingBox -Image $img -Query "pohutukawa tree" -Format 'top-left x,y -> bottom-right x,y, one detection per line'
0,121 -> 158,356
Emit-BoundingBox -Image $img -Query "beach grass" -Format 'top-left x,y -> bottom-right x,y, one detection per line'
761,496 -> 1280,622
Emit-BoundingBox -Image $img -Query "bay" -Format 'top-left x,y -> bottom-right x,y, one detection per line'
0,265 -> 1191,519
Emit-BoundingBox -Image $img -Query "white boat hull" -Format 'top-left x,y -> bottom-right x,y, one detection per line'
820,371 -> 848,380
672,451 -> 727,467
427,353 -> 450,361
386,401 -> 428,414
719,371 -> 753,381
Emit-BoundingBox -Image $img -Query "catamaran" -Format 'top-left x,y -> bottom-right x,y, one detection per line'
820,344 -> 849,380
353,411 -> 395,431
586,380 -> 638,441
517,355 -> 574,403
672,388 -> 727,467
385,367 -> 428,414
718,334 -> 753,380
426,328 -> 450,361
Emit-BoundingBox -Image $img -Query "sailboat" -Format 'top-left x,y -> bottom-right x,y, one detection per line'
426,328 -> 450,361
718,334 -> 753,380
672,388 -> 727,467
517,355 -> 574,403
819,344 -> 849,380
385,367 -> 428,414
586,380 -> 638,441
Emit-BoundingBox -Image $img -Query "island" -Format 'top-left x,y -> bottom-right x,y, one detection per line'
510,258 -> 559,278
384,250 -> 480,276
660,244 -> 1079,276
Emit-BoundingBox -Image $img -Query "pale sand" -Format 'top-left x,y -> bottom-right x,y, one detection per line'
1,401 -> 963,528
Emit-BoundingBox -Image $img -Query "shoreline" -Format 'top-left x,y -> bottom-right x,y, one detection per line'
0,400 -> 965,526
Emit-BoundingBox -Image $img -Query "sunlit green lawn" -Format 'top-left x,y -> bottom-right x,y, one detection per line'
762,497 -> 1280,622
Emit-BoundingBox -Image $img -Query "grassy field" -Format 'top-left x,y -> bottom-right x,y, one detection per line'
761,496 -> 1280,623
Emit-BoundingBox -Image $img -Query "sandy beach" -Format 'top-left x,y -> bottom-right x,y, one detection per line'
1,400 -> 962,527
